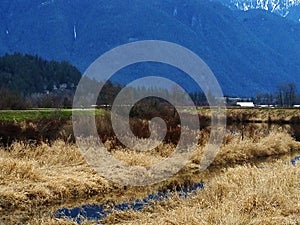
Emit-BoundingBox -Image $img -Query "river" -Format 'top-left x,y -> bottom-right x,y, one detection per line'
54,122 -> 300,224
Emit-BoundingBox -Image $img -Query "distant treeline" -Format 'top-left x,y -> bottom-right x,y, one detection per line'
0,53 -> 299,110
0,53 -> 81,109
253,82 -> 300,107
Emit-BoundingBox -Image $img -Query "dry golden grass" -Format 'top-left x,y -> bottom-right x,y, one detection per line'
209,131 -> 300,166
110,143 -> 174,167
0,127 -> 300,224
228,108 -> 300,123
0,141 -> 111,215
103,161 -> 300,225
109,127 -> 300,169
197,108 -> 300,123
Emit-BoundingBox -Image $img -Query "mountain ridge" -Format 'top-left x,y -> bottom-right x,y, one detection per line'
214,0 -> 300,22
0,0 -> 299,96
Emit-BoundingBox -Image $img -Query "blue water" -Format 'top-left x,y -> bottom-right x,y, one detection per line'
56,156 -> 300,224
291,155 -> 300,166
55,183 -> 203,224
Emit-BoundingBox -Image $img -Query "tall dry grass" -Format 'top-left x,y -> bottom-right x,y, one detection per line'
206,130 -> 300,166
196,108 -> 300,123
109,126 -> 300,168
1,125 -> 300,224
103,161 -> 300,225
225,108 -> 300,123
0,141 -> 111,214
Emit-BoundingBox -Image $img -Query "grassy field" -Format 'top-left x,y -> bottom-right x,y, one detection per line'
0,108 -> 106,121
0,109 -> 72,121
1,107 -> 300,123
0,125 -> 300,224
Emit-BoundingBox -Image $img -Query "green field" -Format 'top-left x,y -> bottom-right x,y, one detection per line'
0,108 -> 106,121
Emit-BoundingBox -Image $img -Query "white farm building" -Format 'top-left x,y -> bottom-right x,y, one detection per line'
236,102 -> 255,107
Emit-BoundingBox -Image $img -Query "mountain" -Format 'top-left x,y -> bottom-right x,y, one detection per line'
0,0 -> 299,96
286,4 -> 300,22
214,0 -> 300,22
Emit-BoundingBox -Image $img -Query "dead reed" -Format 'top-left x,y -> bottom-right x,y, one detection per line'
0,120 -> 300,224
103,161 -> 300,225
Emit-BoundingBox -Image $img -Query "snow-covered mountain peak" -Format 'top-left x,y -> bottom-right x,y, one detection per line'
216,0 -> 300,19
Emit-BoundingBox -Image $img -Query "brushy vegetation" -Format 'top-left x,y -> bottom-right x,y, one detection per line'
2,107 -> 299,147
0,108 -> 181,146
0,124 -> 300,224
0,109 -> 110,145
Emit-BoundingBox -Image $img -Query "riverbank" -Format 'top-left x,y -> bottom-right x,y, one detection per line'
103,160 -> 300,225
1,128 -> 299,224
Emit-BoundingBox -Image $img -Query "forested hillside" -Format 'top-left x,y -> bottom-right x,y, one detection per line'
0,53 -> 82,109
0,53 -> 81,95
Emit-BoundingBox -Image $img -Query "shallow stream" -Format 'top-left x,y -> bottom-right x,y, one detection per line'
55,122 -> 300,224
55,155 -> 300,224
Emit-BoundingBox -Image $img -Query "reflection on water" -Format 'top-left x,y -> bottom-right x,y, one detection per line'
56,154 -> 300,224
291,155 -> 300,165
55,122 -> 300,224
55,183 -> 203,224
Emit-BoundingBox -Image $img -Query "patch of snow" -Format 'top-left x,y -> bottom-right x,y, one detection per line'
243,2 -> 249,10
225,0 -> 300,17
283,11 -> 290,16
73,25 -> 77,40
